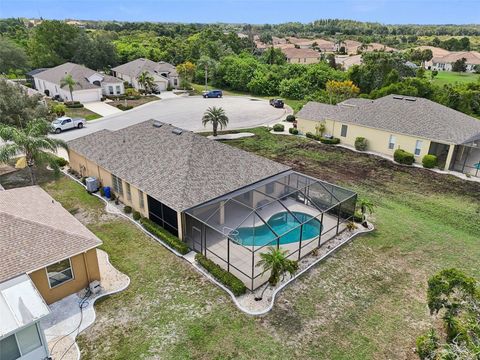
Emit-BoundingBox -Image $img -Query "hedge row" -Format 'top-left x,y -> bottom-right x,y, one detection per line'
65,101 -> 84,108
272,124 -> 284,132
320,137 -> 340,145
195,253 -> 247,296
139,218 -> 189,255
394,149 -> 415,165
288,127 -> 299,135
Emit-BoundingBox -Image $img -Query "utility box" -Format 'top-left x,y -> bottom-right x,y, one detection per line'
85,177 -> 99,193
89,280 -> 102,295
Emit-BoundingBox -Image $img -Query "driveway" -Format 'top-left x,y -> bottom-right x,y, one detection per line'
54,96 -> 290,142
83,101 -> 122,117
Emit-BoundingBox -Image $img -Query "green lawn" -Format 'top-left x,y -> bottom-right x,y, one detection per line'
65,106 -> 102,121
39,129 -> 480,359
191,83 -> 306,112
426,70 -> 480,86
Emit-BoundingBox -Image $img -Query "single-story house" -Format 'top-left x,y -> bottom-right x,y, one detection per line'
335,54 -> 363,70
31,62 -> 125,102
67,120 -> 357,290
431,51 -> 480,72
415,46 -> 451,69
0,186 -> 103,360
282,48 -> 321,64
112,58 -> 180,91
296,95 -> 480,177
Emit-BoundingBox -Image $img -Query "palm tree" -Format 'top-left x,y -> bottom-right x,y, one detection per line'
202,106 -> 229,137
0,119 -> 68,185
358,197 -> 374,216
137,71 -> 155,94
60,74 -> 80,102
256,247 -> 298,286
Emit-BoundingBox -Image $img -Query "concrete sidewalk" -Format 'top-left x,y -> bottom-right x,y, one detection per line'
84,101 -> 122,117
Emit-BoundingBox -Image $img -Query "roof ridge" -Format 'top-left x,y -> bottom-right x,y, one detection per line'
0,209 -> 101,245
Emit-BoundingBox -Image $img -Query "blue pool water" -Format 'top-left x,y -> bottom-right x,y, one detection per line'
231,211 -> 322,247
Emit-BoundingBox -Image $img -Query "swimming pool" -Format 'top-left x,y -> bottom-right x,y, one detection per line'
230,211 -> 322,247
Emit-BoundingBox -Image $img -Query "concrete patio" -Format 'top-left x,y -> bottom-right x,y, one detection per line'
42,250 -> 129,360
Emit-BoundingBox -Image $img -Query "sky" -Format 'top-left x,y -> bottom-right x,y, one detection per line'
0,0 -> 479,25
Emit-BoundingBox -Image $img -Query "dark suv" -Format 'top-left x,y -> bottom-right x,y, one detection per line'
269,98 -> 284,108
203,90 -> 223,98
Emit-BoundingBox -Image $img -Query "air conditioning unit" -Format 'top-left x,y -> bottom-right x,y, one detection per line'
89,280 -> 102,295
85,177 -> 99,193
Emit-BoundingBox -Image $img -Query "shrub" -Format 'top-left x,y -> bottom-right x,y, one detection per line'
354,137 -> 368,151
139,218 -> 189,255
99,187 -> 105,197
110,193 -> 116,201
80,176 -> 87,185
346,221 -> 357,231
353,211 -> 363,223
123,206 -> 132,214
288,127 -> 299,135
394,149 -> 415,165
51,103 -> 67,116
117,104 -> 134,111
285,114 -> 296,122
305,132 -> 319,140
416,329 -> 439,360
320,137 -> 340,145
64,101 -> 84,108
132,211 -> 141,221
272,124 -> 284,132
53,156 -> 68,167
125,88 -> 140,97
195,253 -> 247,296
422,154 -> 438,169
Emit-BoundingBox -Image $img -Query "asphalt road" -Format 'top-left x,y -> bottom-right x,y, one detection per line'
54,96 -> 290,142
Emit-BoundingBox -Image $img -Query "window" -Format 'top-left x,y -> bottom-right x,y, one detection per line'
173,78 -> 178,86
340,124 -> 348,137
0,324 -> 43,360
0,334 -> 21,360
47,258 -> 73,288
108,86 -> 114,95
126,183 -> 132,201
116,85 -> 121,95
16,324 -> 42,355
112,174 -> 123,196
138,189 -> 144,209
388,135 -> 396,150
415,140 -> 423,156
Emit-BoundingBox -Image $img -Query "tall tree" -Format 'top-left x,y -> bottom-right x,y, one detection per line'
0,79 -> 51,128
326,80 -> 360,104
28,20 -> 80,67
72,32 -> 119,70
196,56 -> 217,91
0,38 -> 28,74
202,106 -> 229,137
60,74 -> 80,101
176,61 -> 196,89
0,119 -> 68,185
452,57 -> 467,72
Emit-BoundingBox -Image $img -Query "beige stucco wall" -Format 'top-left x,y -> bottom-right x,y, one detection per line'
29,249 -> 100,305
68,149 -> 149,218
287,57 -> 320,64
297,118 -> 443,163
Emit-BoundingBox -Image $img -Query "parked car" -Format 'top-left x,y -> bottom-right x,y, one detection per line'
203,90 -> 223,98
269,99 -> 284,108
51,116 -> 86,134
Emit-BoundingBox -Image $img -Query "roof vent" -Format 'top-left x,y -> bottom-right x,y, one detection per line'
392,96 -> 404,100
152,120 -> 163,128
172,128 -> 183,135
405,98 -> 417,102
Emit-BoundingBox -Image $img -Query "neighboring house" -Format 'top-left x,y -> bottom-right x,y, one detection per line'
282,48 -> 321,64
335,54 -> 363,70
67,120 -> 357,290
0,186 -> 103,360
31,62 -> 125,103
286,38 -> 335,52
414,46 -> 451,69
296,95 -> 480,177
431,51 -> 480,72
112,58 -> 180,91
334,40 -> 396,54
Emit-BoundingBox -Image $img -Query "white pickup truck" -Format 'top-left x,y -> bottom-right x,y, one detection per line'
51,116 -> 86,134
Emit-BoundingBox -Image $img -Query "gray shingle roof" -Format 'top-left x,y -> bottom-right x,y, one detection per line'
297,95 -> 480,144
112,58 -> 178,79
32,62 -> 122,90
68,121 -> 290,211
0,186 -> 102,282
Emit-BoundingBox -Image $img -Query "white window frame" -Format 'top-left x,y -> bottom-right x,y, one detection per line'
116,85 -> 121,94
126,183 -> 132,201
388,135 -> 396,150
0,323 -> 44,359
340,124 -> 348,137
414,140 -> 423,156
46,258 -> 74,289
108,86 -> 114,95
138,189 -> 145,209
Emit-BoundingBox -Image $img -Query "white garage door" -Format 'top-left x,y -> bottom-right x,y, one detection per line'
155,81 -> 167,91
73,90 -> 101,103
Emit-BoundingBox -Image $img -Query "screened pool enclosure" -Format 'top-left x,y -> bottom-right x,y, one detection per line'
184,171 -> 357,291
